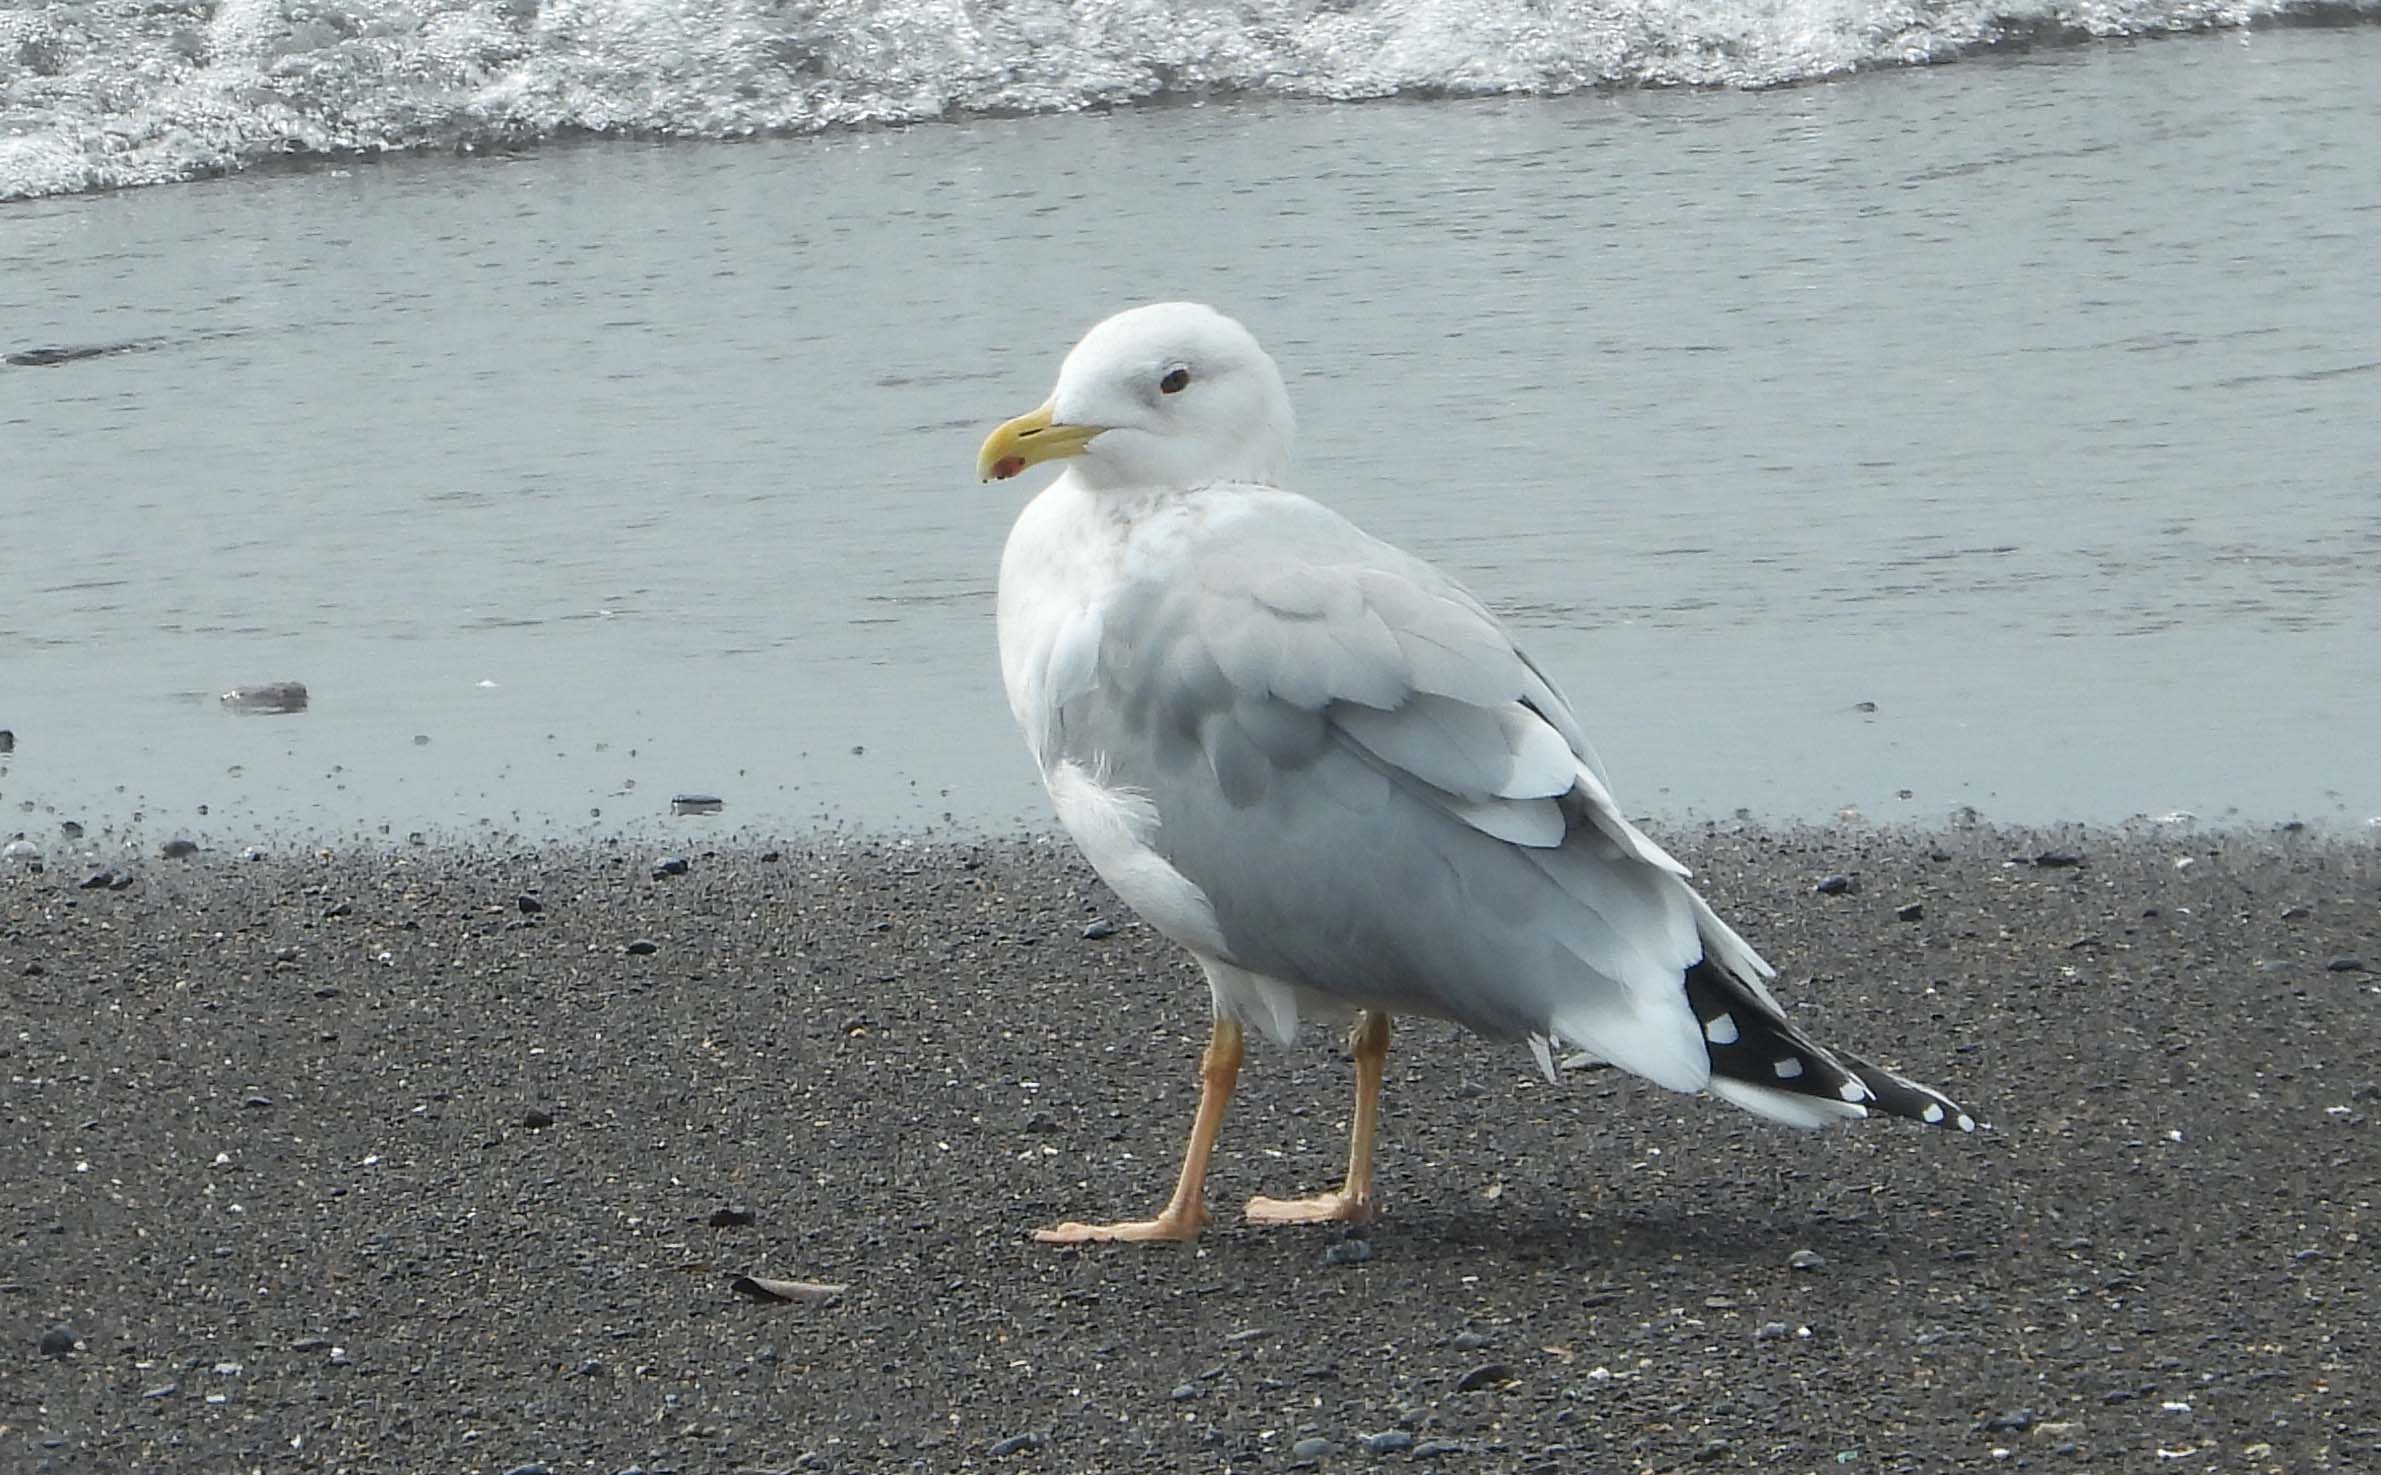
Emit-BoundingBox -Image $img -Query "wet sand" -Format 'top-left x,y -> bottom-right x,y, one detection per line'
4,827 -> 2376,1473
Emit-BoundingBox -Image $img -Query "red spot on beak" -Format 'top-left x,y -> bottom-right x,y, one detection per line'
991,455 -> 1027,480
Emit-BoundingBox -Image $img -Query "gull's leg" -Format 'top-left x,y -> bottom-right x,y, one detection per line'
1035,1016 -> 1244,1244
1246,1010 -> 1389,1226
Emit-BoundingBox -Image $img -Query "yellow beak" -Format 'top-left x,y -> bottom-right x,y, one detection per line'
977,401 -> 1107,482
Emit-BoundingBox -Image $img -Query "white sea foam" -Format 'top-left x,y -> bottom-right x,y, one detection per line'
1,0 -> 2372,199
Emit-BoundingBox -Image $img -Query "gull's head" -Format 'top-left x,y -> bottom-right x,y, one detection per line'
977,302 -> 1295,493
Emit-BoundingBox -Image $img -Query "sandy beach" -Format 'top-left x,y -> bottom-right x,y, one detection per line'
4,826 -> 2374,1473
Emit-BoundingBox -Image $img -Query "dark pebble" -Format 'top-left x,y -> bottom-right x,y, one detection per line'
2281,905 -> 2312,920
22,961 -> 43,977
0,729 -> 11,752
37,1324 -> 77,1357
292,1336 -> 332,1351
2032,851 -> 2084,868
1362,1430 -> 1416,1454
500,1465 -> 553,1475
708,1205 -> 757,1228
987,1432 -> 1041,1457
1450,1329 -> 1492,1351
521,1109 -> 556,1129
1756,1321 -> 1791,1341
323,902 -> 352,918
1814,874 -> 1855,895
516,894 -> 544,914
1169,1383 -> 1202,1401
1894,901 -> 1923,922
78,869 -> 115,890
2324,957 -> 2367,973
1981,1408 -> 2034,1431
1454,1362 -> 1509,1392
1323,1237 -> 1373,1267
1411,1440 -> 1466,1458
1290,1436 -> 1332,1460
669,795 -> 725,816
2103,1388 -> 2136,1404
160,838 -> 199,859
651,856 -> 689,878
1789,1248 -> 1826,1271
243,1094 -> 273,1109
1694,1438 -> 1734,1461
1079,919 -> 1119,939
625,938 -> 659,956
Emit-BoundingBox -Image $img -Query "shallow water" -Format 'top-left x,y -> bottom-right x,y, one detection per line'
4,29 -> 2379,846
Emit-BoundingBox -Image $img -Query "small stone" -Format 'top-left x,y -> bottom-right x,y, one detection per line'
500,1465 -> 553,1475
292,1336 -> 332,1351
2031,851 -> 2083,868
160,838 -> 199,859
987,1432 -> 1041,1457
2325,957 -> 2367,973
521,1108 -> 556,1129
708,1205 -> 757,1228
516,894 -> 544,914
1079,919 -> 1119,940
1450,1330 -> 1492,1351
1454,1362 -> 1510,1392
1362,1430 -> 1416,1454
37,1324 -> 77,1357
1894,902 -> 1923,922
243,1094 -> 273,1109
1170,1382 -> 1202,1401
625,938 -> 659,956
2280,905 -> 2312,920
1756,1321 -> 1791,1341
2103,1388 -> 2137,1405
1788,1248 -> 1826,1271
1980,1409 -> 2034,1432
1290,1436 -> 1332,1461
1412,1441 -> 1466,1458
78,869 -> 115,890
140,1382 -> 177,1398
323,901 -> 352,918
1814,874 -> 1856,896
2,839 -> 43,866
1323,1237 -> 1373,1267
669,794 -> 725,816
23,961 -> 45,977
651,856 -> 689,878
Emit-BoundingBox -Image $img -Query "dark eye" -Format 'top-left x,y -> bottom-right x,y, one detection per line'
1159,366 -> 1190,395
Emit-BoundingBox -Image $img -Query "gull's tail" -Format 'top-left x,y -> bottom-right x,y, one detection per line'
1685,957 -> 1978,1132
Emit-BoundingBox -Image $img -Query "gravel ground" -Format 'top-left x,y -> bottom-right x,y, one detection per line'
3,826 -> 2376,1475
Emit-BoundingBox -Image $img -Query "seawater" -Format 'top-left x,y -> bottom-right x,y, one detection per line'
3,22 -> 2378,845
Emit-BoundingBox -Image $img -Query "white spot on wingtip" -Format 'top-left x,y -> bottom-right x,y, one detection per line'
1703,1012 -> 1739,1046
1772,1057 -> 1804,1080
1921,1102 -> 1946,1124
1956,1113 -> 1977,1132
1839,1079 -> 1869,1102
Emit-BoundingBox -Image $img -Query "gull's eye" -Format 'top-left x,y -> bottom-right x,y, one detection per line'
1159,366 -> 1191,395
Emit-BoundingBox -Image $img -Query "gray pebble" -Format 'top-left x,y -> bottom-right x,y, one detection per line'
141,1382 -> 177,1398
1412,1440 -> 1466,1458
1895,901 -> 1924,922
1454,1361 -> 1509,1392
987,1432 -> 1041,1457
1756,1321 -> 1791,1341
651,856 -> 689,878
1814,874 -> 1855,895
1361,1429 -> 1415,1454
625,938 -> 659,956
2325,957 -> 2368,973
1450,1329 -> 1491,1351
1290,1436 -> 1332,1460
1788,1248 -> 1826,1271
1079,919 -> 1119,939
516,894 -> 544,914
1170,1382 -> 1202,1401
500,1465 -> 553,1475
37,1325 -> 77,1357
1323,1237 -> 1373,1266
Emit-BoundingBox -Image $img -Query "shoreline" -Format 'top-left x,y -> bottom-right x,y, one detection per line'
5,827 -> 2376,1472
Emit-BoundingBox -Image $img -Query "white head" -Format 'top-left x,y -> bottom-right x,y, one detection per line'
977,302 -> 1296,493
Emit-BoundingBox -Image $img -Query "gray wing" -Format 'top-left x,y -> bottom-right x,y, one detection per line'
1045,489 -> 1752,1093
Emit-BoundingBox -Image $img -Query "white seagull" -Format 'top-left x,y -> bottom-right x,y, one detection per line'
978,302 -> 1974,1244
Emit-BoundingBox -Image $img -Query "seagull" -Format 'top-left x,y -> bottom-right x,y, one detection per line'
977,302 -> 1974,1244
